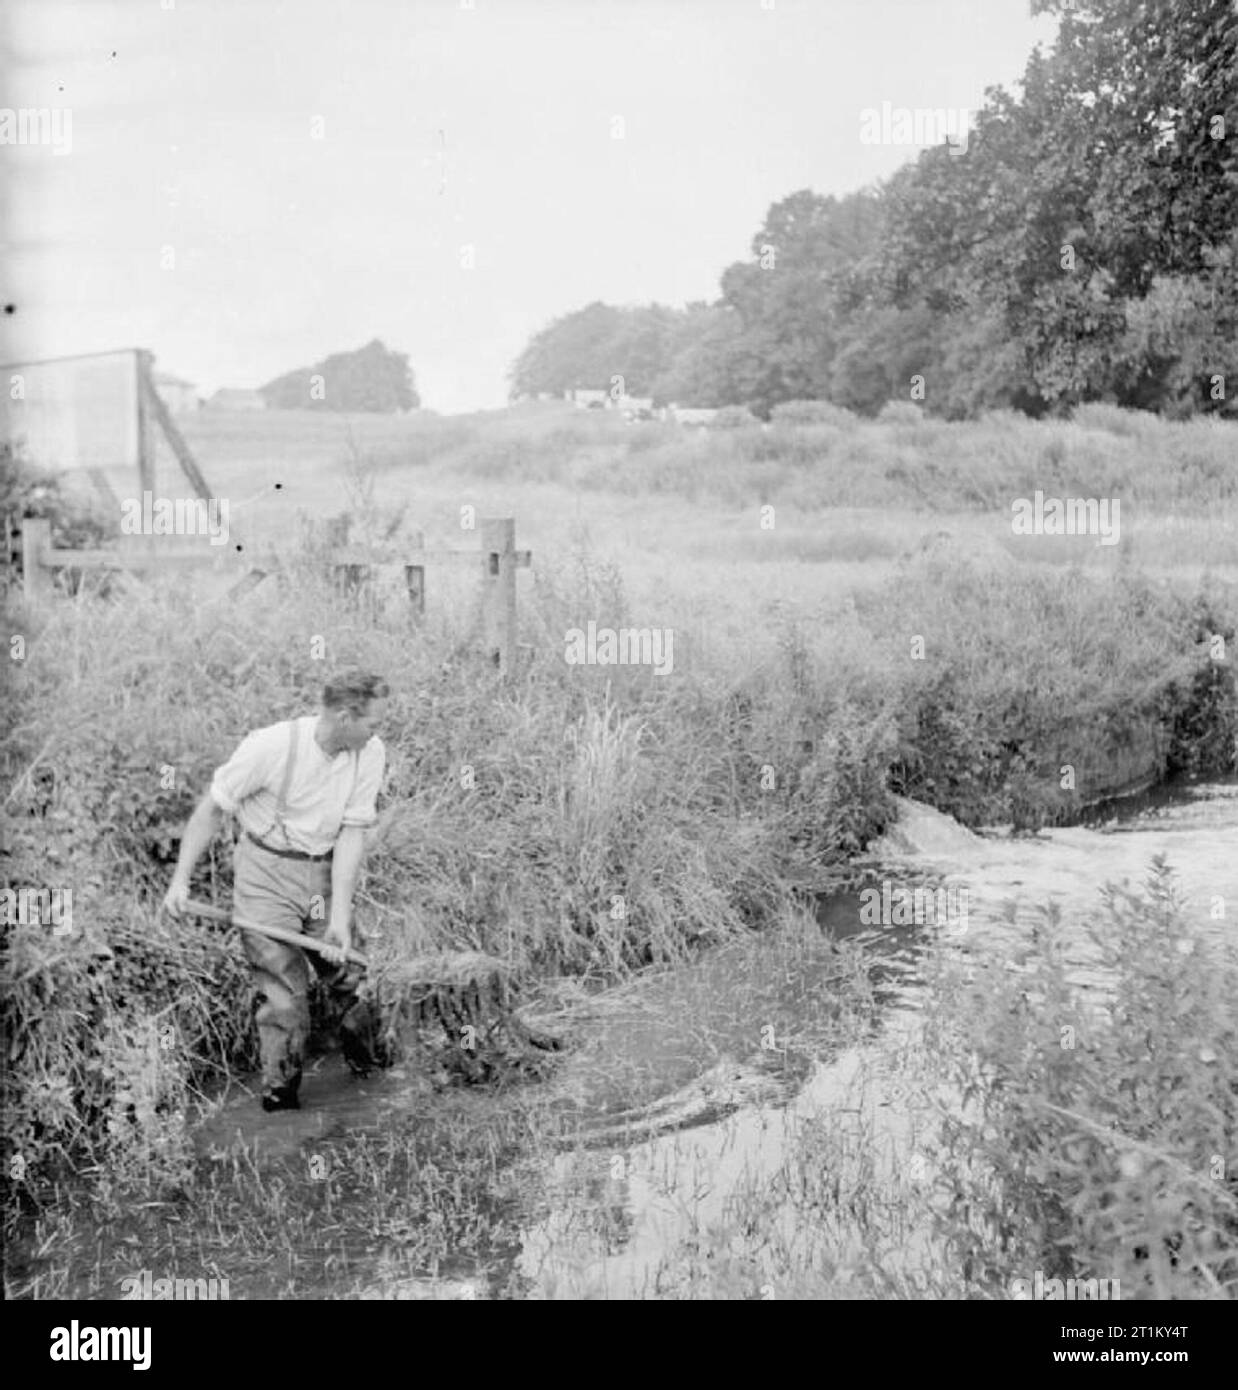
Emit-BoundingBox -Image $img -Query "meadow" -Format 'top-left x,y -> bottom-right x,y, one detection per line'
3,401 -> 1236,1297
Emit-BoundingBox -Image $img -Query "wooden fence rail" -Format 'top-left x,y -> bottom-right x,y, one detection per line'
15,515 -> 532,676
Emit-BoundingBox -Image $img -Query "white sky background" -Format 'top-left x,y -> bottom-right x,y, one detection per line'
1,0 -> 1057,414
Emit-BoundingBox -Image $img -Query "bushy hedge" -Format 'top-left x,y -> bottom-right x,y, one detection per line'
769,400 -> 861,430
924,860 -> 1238,1299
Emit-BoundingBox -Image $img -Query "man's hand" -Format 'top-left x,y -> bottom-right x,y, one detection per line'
162,874 -> 191,919
162,795 -> 223,921
320,921 -> 350,967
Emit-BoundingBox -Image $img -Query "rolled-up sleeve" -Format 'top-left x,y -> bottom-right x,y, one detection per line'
210,729 -> 279,815
341,738 -> 385,830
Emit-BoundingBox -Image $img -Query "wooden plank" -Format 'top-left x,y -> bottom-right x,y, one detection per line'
21,519 -> 53,600
326,545 -> 398,566
404,528 -> 425,615
405,565 -> 425,615
327,546 -> 494,568
86,467 -> 122,516
136,351 -> 156,495
481,517 -> 517,677
329,546 -> 471,567
138,357 -> 214,501
40,547 -> 272,570
355,547 -> 531,568
225,568 -> 273,599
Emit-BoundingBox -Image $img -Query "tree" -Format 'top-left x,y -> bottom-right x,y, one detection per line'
508,1 -> 1237,420
261,340 -> 419,412
875,0 -> 1238,412
508,302 -> 707,401
717,188 -> 885,416
651,305 -> 744,407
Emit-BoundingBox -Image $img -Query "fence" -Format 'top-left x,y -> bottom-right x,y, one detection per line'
13,514 -> 533,677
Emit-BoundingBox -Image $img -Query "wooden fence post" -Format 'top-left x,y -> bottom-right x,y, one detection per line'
480,517 -> 517,676
21,518 -> 52,603
405,528 -> 425,617
136,350 -> 157,496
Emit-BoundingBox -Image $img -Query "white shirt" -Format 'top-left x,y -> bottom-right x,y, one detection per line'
210,715 -> 385,856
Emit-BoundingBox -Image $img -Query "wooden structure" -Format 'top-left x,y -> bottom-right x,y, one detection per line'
317,515 -> 530,673
0,347 -> 212,522
135,349 -> 213,501
16,514 -> 533,677
6,347 -> 532,673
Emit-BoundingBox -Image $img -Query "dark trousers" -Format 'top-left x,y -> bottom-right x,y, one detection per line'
233,835 -> 372,1092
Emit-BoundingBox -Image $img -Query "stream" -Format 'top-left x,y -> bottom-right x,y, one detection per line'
192,776 -> 1238,1299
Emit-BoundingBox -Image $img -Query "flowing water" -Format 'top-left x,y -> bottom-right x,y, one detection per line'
192,777 -> 1238,1298
511,776 -> 1238,1297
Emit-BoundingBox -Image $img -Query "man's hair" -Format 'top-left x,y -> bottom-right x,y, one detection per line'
322,669 -> 390,716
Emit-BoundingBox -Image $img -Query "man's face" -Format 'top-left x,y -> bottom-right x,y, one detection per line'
336,697 -> 389,749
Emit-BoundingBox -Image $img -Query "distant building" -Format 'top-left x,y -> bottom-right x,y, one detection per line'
206,388 -> 267,412
565,387 -> 611,409
669,405 -> 719,426
153,371 -> 199,416
617,395 -> 654,420
564,388 -> 660,417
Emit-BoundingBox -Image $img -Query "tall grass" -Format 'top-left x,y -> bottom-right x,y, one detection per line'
179,401 -> 1238,520
857,552 -> 1238,826
332,402 -> 1238,518
3,533 -> 1232,1211
4,406 -> 1237,1297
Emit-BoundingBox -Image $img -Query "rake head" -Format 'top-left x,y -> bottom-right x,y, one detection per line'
364,950 -> 563,1084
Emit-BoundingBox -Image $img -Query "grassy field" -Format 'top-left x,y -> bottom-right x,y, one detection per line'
174,398 -> 1238,586
4,401 -> 1237,1297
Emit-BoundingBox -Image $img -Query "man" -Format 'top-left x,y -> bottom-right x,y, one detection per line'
163,669 -> 391,1112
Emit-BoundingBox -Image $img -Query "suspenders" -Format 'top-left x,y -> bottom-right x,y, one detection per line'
260,717 -> 362,851
265,719 -> 302,850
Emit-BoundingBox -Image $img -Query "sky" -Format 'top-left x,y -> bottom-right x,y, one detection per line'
1,0 -> 1059,414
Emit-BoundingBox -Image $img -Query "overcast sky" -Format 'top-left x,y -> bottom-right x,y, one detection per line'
1,0 -> 1057,413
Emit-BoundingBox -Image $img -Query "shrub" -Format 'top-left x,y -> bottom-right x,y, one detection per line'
976,407 -> 1030,430
769,400 -> 860,430
708,405 -> 759,429
1174,449 -> 1237,505
923,860 -> 1238,1299
0,444 -> 112,551
876,400 -> 925,427
1070,403 -> 1160,437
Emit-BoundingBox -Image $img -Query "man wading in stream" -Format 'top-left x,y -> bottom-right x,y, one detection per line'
162,670 -> 391,1112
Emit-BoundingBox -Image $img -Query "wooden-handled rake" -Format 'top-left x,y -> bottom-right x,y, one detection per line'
184,897 -> 370,967
180,897 -> 564,1079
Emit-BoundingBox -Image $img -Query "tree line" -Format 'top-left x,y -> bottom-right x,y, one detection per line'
509,0 -> 1237,419
260,339 -> 419,413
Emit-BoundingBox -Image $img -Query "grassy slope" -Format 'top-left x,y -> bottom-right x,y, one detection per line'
164,400 -> 1238,614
